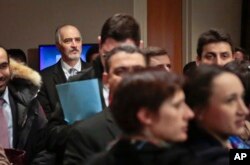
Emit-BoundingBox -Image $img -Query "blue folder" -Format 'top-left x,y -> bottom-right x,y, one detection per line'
56,79 -> 102,124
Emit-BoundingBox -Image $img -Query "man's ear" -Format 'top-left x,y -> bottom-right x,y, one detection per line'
196,56 -> 201,66
137,108 -> 154,126
102,72 -> 109,87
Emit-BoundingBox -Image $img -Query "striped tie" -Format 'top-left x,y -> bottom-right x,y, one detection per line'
69,68 -> 78,77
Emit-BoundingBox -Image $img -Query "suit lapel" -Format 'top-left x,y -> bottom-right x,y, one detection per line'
53,60 -> 67,84
104,108 -> 122,138
9,92 -> 18,147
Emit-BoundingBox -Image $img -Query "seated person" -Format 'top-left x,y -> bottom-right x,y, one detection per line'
183,65 -> 249,153
87,68 -> 194,165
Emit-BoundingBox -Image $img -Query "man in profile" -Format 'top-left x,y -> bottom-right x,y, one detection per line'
196,29 -> 235,66
38,24 -> 90,119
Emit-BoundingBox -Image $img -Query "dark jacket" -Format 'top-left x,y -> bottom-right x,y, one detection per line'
63,109 -> 122,165
8,59 -> 53,164
175,121 -> 230,165
38,59 -> 91,119
86,138 -> 169,165
87,137 -> 229,165
45,57 -> 105,164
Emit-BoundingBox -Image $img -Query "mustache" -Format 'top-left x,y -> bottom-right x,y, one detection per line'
70,48 -> 79,52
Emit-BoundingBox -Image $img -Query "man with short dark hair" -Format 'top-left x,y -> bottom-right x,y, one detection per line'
196,29 -> 235,66
71,13 -> 142,106
63,45 -> 147,165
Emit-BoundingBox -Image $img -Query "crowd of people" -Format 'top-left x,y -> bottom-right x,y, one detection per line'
0,13 -> 250,165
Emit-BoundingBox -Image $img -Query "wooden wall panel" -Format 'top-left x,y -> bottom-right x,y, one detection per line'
147,0 -> 182,73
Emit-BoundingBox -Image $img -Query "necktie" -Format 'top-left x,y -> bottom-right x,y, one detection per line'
0,98 -> 9,148
69,68 -> 78,77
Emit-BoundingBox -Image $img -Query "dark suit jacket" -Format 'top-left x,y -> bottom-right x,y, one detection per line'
38,59 -> 91,119
63,109 -> 122,165
87,138 -> 229,165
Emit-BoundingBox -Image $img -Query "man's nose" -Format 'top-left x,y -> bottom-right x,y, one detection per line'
215,56 -> 224,66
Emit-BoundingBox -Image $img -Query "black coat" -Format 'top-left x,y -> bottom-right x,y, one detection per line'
38,59 -> 91,119
87,137 -> 229,165
45,57 -> 104,164
8,60 -> 53,164
63,109 -> 121,165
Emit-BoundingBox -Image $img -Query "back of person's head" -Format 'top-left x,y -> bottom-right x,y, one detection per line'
234,46 -> 249,61
85,45 -> 99,63
142,46 -> 168,65
100,13 -> 141,46
183,61 -> 197,78
6,49 -> 27,64
104,45 -> 145,73
111,68 -> 183,135
185,64 -> 227,109
197,29 -> 234,58
224,60 -> 250,107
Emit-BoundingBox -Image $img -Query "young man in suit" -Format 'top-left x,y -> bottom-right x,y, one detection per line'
196,29 -> 235,66
38,24 -> 91,119
70,13 -> 142,107
63,45 -> 147,165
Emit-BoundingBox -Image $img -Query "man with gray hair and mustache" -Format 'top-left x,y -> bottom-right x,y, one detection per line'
38,24 -> 91,119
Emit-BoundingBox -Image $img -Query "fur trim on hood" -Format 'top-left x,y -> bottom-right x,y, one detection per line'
9,59 -> 42,88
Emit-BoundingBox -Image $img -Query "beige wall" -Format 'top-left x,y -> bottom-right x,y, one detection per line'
0,0 -> 133,69
0,0 -> 243,68
183,0 -> 242,63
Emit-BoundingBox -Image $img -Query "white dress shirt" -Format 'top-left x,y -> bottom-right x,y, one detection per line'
61,59 -> 81,80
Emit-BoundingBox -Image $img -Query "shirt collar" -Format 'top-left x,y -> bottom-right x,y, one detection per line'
1,87 -> 10,105
61,59 -> 81,72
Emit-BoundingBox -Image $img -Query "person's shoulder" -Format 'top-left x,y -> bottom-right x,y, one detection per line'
86,151 -> 112,165
40,62 -> 59,75
73,111 -> 106,130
